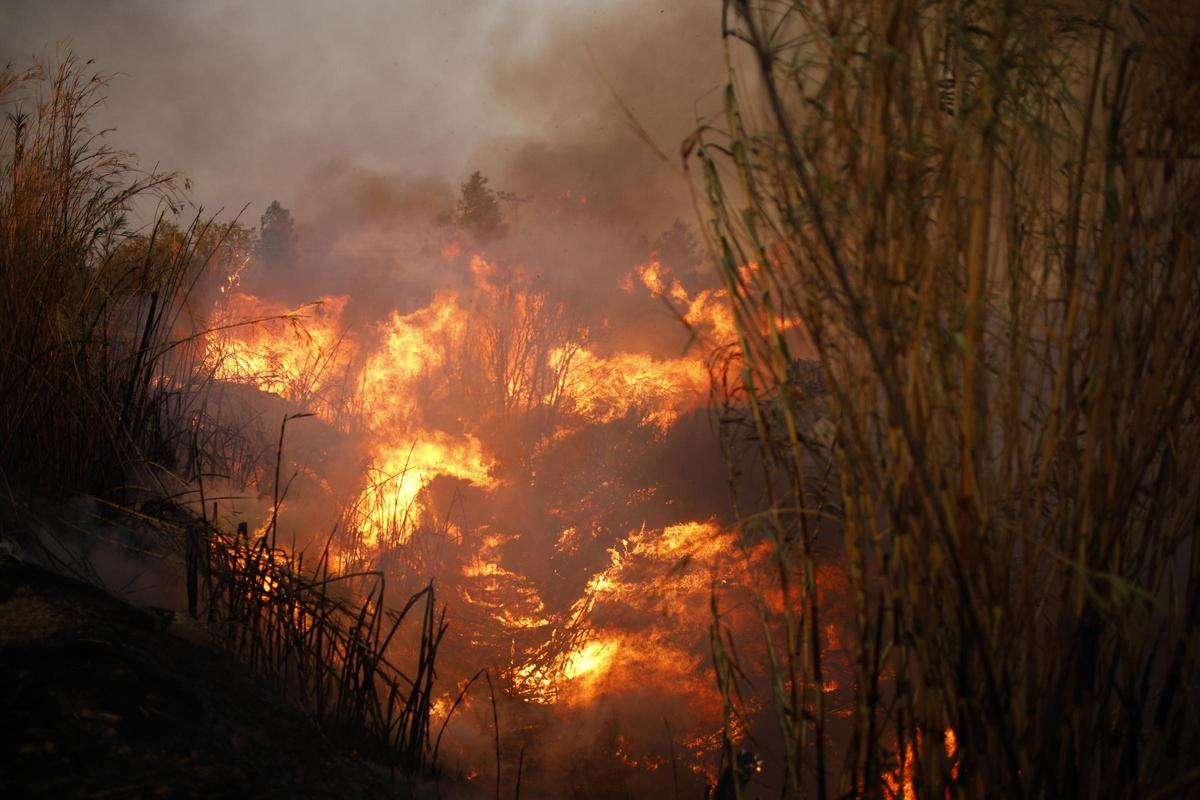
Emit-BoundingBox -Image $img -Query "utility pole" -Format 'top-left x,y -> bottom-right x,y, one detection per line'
496,191 -> 533,235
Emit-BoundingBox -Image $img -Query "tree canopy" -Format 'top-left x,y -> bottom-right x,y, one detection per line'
651,218 -> 702,275
454,171 -> 504,241
257,200 -> 295,269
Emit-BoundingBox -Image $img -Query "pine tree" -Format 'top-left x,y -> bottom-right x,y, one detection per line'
652,218 -> 702,274
454,171 -> 504,241
257,200 -> 295,269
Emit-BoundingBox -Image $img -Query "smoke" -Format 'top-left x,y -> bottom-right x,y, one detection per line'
485,2 -> 722,233
1,0 -> 721,235
3,0 -> 728,351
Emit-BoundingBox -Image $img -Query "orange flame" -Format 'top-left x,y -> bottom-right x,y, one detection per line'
883,727 -> 959,800
205,248 -> 759,787
208,293 -> 356,419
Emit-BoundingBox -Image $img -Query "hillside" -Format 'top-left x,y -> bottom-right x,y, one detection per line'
0,555 -> 409,800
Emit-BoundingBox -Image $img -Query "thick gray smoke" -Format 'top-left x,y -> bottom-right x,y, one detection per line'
4,0 -> 727,354
1,0 -> 722,238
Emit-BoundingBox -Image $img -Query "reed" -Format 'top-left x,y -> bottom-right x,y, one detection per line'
0,53 -> 459,787
147,500 -> 448,773
696,0 -> 1200,796
178,413 -> 447,772
0,56 -> 246,501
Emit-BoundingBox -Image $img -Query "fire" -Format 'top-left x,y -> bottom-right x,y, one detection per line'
884,727 -> 959,800
557,348 -> 708,433
349,432 -> 496,549
347,288 -> 501,548
562,637 -> 617,680
629,258 -> 809,357
231,254 -> 709,551
498,517 -> 747,716
627,259 -> 738,345
204,245 -> 752,792
208,293 -> 356,420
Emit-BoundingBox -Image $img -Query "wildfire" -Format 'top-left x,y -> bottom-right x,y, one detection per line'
625,259 -> 738,345
208,292 -> 356,420
204,245 -> 752,792
557,348 -> 708,433
208,252 -> 725,553
562,637 -> 617,681
350,432 -> 497,549
884,727 -> 960,800
497,517 -> 746,717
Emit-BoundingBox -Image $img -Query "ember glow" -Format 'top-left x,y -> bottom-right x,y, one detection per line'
884,728 -> 960,800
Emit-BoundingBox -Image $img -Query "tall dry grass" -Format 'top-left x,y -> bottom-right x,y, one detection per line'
696,0 -> 1199,796
202,514 -> 449,772
0,56 -> 240,500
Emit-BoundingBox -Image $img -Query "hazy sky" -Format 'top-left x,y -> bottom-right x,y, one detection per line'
1,1 -> 722,227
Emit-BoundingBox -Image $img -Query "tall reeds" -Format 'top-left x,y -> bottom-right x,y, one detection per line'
0,54 -> 455,783
697,0 -> 1199,796
200,514 -> 447,771
0,56 -> 231,499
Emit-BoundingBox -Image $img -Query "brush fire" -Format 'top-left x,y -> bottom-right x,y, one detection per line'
6,3 -> 1198,799
200,242 -> 804,796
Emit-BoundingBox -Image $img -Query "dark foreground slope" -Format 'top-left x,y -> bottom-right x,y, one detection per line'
0,555 -> 405,800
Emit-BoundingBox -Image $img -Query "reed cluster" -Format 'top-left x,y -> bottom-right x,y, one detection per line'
0,54 -> 461,788
697,0 -> 1199,796
200,512 -> 446,772
0,56 -> 238,499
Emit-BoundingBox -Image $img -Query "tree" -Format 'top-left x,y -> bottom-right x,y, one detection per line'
257,200 -> 295,269
651,218 -> 702,276
454,171 -> 504,241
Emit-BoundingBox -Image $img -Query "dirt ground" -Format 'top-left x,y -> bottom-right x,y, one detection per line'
0,554 -> 411,799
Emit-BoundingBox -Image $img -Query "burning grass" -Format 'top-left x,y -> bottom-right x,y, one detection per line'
195,237 -> 757,794
200,513 -> 449,773
14,7 -> 1195,794
0,54 -> 476,792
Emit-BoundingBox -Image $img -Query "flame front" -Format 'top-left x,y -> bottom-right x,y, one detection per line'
204,250 -> 773,793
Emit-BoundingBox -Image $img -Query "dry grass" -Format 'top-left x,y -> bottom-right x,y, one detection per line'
178,412 -> 452,774
0,56 -> 245,500
696,0 -> 1200,796
201,514 -> 447,771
